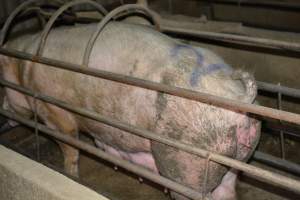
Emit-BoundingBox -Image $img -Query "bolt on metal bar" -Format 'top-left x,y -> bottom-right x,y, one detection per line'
2,78 -> 300,194
0,108 -> 205,200
1,47 -> 300,126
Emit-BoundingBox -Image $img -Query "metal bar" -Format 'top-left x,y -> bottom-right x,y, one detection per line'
253,151 -> 300,176
33,95 -> 40,161
83,4 -> 161,66
2,78 -> 300,194
265,122 -> 300,138
257,81 -> 300,99
1,47 -> 300,126
37,0 -> 108,56
277,83 -> 286,160
0,0 -> 38,45
160,25 -> 300,53
0,108 -> 204,200
210,0 -> 300,10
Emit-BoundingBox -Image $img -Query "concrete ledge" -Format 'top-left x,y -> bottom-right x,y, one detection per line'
0,145 -> 109,200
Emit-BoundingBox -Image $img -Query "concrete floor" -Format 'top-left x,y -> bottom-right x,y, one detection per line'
0,126 -> 299,200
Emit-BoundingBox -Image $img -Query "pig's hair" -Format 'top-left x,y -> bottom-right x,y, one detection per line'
231,69 -> 257,103
208,68 -> 257,104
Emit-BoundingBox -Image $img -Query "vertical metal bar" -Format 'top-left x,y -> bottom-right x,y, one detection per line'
210,0 -> 215,20
168,0 -> 173,14
202,154 -> 211,200
33,93 -> 40,161
278,83 -> 286,160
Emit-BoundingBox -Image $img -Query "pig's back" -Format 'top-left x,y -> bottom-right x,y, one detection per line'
5,22 -> 177,152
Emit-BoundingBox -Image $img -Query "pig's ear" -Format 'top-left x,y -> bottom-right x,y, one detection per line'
232,70 -> 257,103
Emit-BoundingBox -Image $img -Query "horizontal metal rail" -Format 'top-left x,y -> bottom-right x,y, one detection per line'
1,47 -> 300,126
209,0 -> 300,10
253,151 -> 300,176
2,78 -> 300,194
265,122 -> 300,138
257,81 -> 300,99
160,25 -> 300,53
0,109 -> 204,200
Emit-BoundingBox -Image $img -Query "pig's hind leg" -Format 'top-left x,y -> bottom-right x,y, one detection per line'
211,169 -> 237,200
151,143 -> 222,200
38,103 -> 80,177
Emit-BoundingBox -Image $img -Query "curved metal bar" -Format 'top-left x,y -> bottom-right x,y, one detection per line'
36,0 -> 108,56
82,4 -> 160,66
0,0 -> 38,46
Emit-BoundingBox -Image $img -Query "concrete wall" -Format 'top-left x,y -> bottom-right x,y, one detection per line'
0,145 -> 109,200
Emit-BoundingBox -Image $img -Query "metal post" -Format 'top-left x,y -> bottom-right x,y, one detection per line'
33,93 -> 40,161
277,83 -> 285,160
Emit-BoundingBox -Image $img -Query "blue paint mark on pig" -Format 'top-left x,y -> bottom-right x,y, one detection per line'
170,44 -> 204,66
171,44 -> 231,87
190,63 -> 231,87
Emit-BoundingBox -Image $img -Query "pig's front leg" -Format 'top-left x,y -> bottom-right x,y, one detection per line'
39,103 -> 79,177
211,169 -> 238,200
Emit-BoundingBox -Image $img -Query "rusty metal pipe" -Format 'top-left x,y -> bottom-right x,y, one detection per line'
0,108 -> 204,200
2,78 -> 300,194
1,47 -> 300,125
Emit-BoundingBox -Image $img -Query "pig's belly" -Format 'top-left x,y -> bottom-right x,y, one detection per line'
94,139 -> 159,173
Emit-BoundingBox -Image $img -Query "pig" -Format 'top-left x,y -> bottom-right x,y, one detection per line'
0,21 -> 260,200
